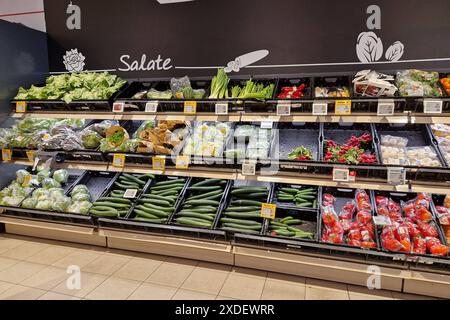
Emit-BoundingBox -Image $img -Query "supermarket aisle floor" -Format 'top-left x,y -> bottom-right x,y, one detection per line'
0,234 -> 438,300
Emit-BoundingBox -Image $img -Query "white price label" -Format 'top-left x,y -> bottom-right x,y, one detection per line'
276,102 -> 291,116
215,102 -> 229,115
312,102 -> 328,115
387,167 -> 406,185
260,120 -> 273,129
423,99 -> 443,114
377,99 -> 395,116
145,101 -> 158,113
373,215 -> 392,226
123,189 -> 138,199
242,161 -> 256,176
112,102 -> 125,113
332,168 -> 349,182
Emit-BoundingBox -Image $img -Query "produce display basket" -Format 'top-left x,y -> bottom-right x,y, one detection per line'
271,183 -> 320,212
312,75 -> 354,113
232,77 -> 278,113
0,169 -> 98,226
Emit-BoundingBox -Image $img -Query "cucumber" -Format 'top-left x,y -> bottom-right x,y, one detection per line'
201,194 -> 223,201
272,229 -> 296,237
136,173 -> 155,180
177,212 -> 214,221
296,188 -> 315,193
184,199 -> 220,206
90,205 -> 119,211
118,178 -> 140,186
154,179 -> 185,186
134,209 -> 159,219
279,187 -> 301,194
114,182 -> 140,190
278,196 -> 294,201
150,183 -> 185,191
223,212 -> 261,219
121,173 -> 146,186
188,186 -> 222,192
280,216 -> 294,223
221,227 -> 260,234
295,195 -> 316,200
270,221 -> 288,227
237,192 -> 268,199
225,206 -> 261,212
231,200 -> 263,206
141,194 -> 175,203
90,209 -> 118,217
151,190 -> 181,196
231,187 -> 267,195
141,203 -> 174,212
296,202 -> 313,207
135,205 -> 170,217
179,207 -> 217,214
134,217 -> 166,223
312,199 -> 317,209
286,226 -> 306,233
175,217 -> 212,227
223,223 -> 261,231
284,219 -> 302,225
92,202 -> 130,209
138,198 -> 172,207
96,197 -> 131,204
188,190 -> 223,200
190,178 -> 223,187
220,218 -> 262,226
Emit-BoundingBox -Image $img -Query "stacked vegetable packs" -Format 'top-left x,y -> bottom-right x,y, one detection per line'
0,169 -> 36,207
396,69 -> 443,97
15,72 -> 127,103
225,125 -> 271,159
183,122 -> 231,157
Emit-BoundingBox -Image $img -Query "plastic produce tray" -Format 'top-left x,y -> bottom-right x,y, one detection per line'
271,183 -> 320,212
231,77 -> 278,113
312,75 -> 353,113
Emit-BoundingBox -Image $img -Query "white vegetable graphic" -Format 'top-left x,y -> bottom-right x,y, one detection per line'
63,49 -> 85,72
385,41 -> 405,62
356,32 -> 383,62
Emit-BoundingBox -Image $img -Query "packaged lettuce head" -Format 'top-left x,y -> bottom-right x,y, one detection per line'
396,69 -> 443,97
42,178 -> 61,189
52,196 -> 72,212
66,200 -> 92,215
170,76 -> 191,98
36,169 -> 51,182
92,120 -> 119,136
80,128 -> 102,149
70,184 -> 89,196
35,200 -> 53,210
48,187 -> 65,198
53,169 -> 69,184
146,89 -> 173,100
15,118 -> 57,133
72,192 -> 90,202
21,197 -> 37,209
133,120 -> 156,139
32,188 -> 48,199
16,169 -> 31,184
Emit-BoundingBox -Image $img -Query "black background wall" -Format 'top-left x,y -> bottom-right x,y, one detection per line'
44,0 -> 450,79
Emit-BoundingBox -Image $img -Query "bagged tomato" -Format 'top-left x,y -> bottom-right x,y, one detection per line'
375,196 -> 388,207
394,224 -> 411,252
339,201 -> 356,219
435,206 -> 449,216
361,240 -> 377,248
377,206 -> 389,216
355,189 -> 372,211
444,194 -> 450,208
340,219 -> 352,233
322,193 -> 336,206
426,237 -> 449,256
347,228 -> 362,241
382,236 -> 405,252
414,193 -> 431,209
387,198 -> 401,213
322,231 -> 344,244
412,236 -> 427,254
356,210 -> 372,224
402,201 -> 416,219
360,228 -> 374,242
347,238 -> 362,247
405,219 -> 421,237
415,207 -> 433,223
417,221 -> 438,238
322,205 -> 339,227
381,225 -> 395,239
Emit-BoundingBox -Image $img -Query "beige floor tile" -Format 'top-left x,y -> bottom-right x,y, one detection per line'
348,285 -> 394,300
172,289 -> 216,300
230,267 -> 267,279
219,274 -> 265,300
38,291 -> 81,300
392,292 -> 437,300
0,284 -> 46,300
0,257 -> 20,272
26,245 -> 75,265
21,266 -> 68,291
85,277 -> 140,300
52,250 -> 103,269
305,279 -> 349,300
181,268 -> 229,295
51,271 -> 108,298
0,237 -> 25,254
196,261 -> 233,273
113,256 -> 164,282
266,272 -> 306,285
306,278 -> 348,290
82,253 -> 131,275
128,282 -> 177,300
261,279 -> 305,300
216,295 -> 238,300
2,241 -> 49,260
0,261 -> 46,284
0,281 -> 15,295
146,258 -> 197,288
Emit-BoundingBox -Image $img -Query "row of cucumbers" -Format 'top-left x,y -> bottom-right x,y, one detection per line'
219,185 -> 269,234
173,178 -> 228,228
89,173 -> 154,217
269,216 -> 315,239
276,186 -> 318,209
132,177 -> 186,223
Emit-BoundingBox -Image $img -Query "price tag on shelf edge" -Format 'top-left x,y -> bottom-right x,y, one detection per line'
332,167 -> 350,182
112,153 -> 125,168
423,99 -> 443,114
260,120 -> 273,129
312,102 -> 328,115
215,102 -> 229,115
175,155 -> 190,169
276,101 -> 291,116
123,189 -> 138,199
184,101 -> 197,114
15,101 -> 27,113
335,100 -> 352,115
1,149 -> 12,162
152,156 -> 166,170
387,167 -> 406,185
26,151 -> 35,162
112,102 -> 125,113
377,99 -> 395,116
242,161 -> 256,176
145,101 -> 158,113
260,203 -> 276,220
373,215 -> 392,226
22,174 -> 32,187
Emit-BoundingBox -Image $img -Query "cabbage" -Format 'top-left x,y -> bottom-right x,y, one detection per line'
71,192 -> 90,202
53,169 -> 68,184
52,196 -> 71,212
22,198 -> 37,209
35,200 -> 52,210
48,188 -> 65,199
81,130 -> 102,149
37,169 -> 51,182
66,200 -> 92,215
16,169 -> 31,184
70,184 -> 89,196
32,188 -> 48,198
42,178 -> 61,189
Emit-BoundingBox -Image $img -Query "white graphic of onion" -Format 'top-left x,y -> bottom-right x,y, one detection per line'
356,32 -> 384,62
385,41 -> 405,62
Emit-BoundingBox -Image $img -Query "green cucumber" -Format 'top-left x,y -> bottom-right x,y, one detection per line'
231,187 -> 268,195
135,205 -> 170,217
90,206 -> 119,212
134,209 -> 159,219
237,192 -> 268,199
154,179 -> 185,186
90,209 -> 118,217
136,173 -> 155,180
121,173 -> 146,186
188,186 -> 222,192
92,202 -> 130,209
151,189 -> 181,196
190,178 -> 223,187
141,194 -> 175,203
295,202 -> 313,207
221,227 -> 260,234
179,207 -> 217,214
220,218 -> 262,226
188,190 -> 223,200
141,203 -> 174,212
279,187 -> 301,194
271,221 -> 288,227
225,206 -> 261,212
177,212 -> 214,221
295,195 -> 316,200
201,194 -> 223,201
223,223 -> 261,231
296,188 -> 315,193
231,200 -> 263,206
150,183 -> 185,191
272,229 -> 295,237
134,217 -> 166,223
138,198 -> 171,207
284,219 -> 302,225
223,212 -> 261,219
96,197 -> 131,204
184,199 -> 220,206
280,216 -> 294,223
175,217 -> 212,227
312,199 -> 317,208
114,182 -> 141,190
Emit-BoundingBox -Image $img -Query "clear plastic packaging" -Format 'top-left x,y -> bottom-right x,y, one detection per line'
396,69 -> 443,97
381,135 -> 408,148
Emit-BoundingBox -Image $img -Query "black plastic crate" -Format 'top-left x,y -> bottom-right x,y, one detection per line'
371,190 -> 448,259
319,187 -> 381,251
270,76 -> 313,113
271,183 -> 319,212
312,75 -> 353,113
229,77 -> 277,113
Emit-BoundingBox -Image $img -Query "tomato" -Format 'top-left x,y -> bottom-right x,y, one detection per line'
412,237 -> 427,254
340,219 -> 352,233
322,194 -> 336,206
347,239 -> 362,247
322,207 -> 339,226
426,237 -> 449,256
382,237 -> 405,251
387,199 -> 401,213
415,207 -> 433,223
377,206 -> 389,216
376,196 -> 389,206
360,241 -> 377,248
347,228 -> 362,241
356,210 -> 372,224
417,221 -> 438,237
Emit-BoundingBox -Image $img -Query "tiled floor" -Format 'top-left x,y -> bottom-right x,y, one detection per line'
0,234 -> 438,300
